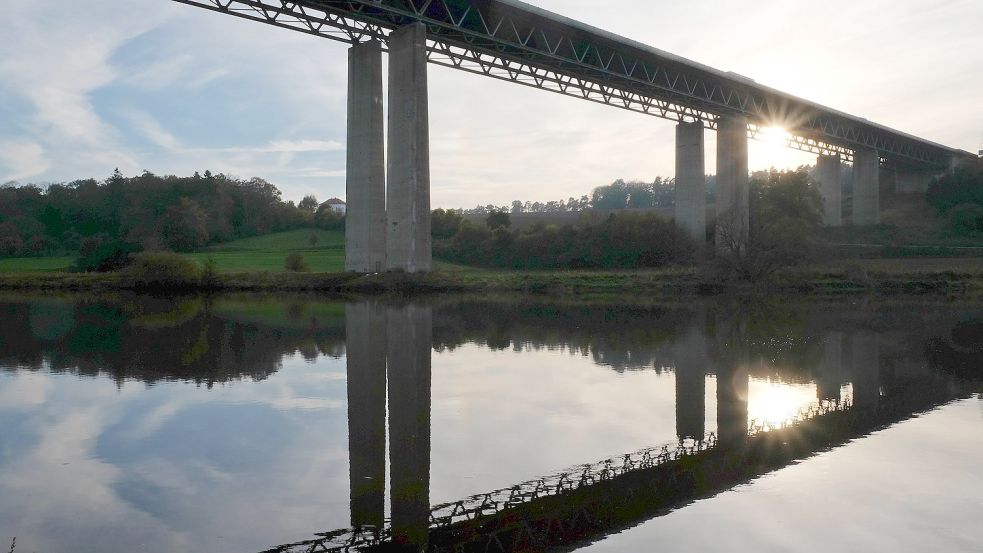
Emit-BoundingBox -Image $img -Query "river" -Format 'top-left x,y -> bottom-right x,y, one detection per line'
0,293 -> 980,552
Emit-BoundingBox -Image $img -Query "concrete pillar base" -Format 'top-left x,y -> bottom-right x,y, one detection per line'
816,155 -> 843,226
852,149 -> 880,226
386,23 -> 432,273
345,40 -> 387,273
675,121 -> 706,244
715,114 -> 749,252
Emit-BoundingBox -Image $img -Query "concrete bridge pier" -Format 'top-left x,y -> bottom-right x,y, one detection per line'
387,303 -> 432,548
345,302 -> 388,528
387,23 -> 432,273
674,121 -> 706,244
816,155 -> 843,226
715,114 -> 749,252
345,40 -> 388,273
852,149 -> 880,225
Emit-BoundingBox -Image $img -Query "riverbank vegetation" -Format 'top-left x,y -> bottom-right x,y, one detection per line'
3,161 -> 983,296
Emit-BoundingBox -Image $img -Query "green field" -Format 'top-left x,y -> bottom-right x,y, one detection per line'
0,256 -> 75,273
0,229 -> 346,275
186,229 -> 345,273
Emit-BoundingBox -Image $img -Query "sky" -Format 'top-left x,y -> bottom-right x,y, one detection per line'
1,0 -> 981,207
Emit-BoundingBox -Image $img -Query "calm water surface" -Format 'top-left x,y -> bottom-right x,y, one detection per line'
0,294 -> 980,552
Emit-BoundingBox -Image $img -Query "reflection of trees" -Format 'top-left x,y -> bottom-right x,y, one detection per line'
432,302 -> 691,372
926,318 -> 983,383
0,295 -> 346,387
430,298 -> 983,389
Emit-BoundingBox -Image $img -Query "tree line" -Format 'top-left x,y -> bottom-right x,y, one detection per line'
927,157 -> 983,234
435,167 -> 826,279
460,176 -> 721,215
0,170 -> 343,259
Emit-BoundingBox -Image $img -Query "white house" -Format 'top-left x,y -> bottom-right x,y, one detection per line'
325,197 -> 347,215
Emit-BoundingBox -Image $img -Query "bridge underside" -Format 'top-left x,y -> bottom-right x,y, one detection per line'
175,0 -> 970,171
174,0 -> 975,264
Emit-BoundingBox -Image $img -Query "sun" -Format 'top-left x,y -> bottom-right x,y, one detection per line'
761,125 -> 792,147
750,125 -> 810,171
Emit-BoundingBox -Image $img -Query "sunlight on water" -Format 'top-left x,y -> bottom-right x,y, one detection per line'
747,377 -> 819,429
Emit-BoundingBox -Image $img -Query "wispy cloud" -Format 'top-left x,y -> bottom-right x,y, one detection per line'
124,109 -> 184,151
0,139 -> 50,182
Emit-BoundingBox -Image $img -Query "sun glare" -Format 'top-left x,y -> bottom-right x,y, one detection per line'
746,378 -> 818,429
761,125 -> 792,146
750,125 -> 810,171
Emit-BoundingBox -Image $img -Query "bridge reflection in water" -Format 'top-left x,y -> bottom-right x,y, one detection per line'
262,300 -> 968,553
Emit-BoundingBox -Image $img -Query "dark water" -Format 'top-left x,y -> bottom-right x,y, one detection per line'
0,294 -> 981,553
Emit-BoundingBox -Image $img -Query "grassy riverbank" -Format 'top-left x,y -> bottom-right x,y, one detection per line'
2,258 -> 983,297
3,230 -> 983,297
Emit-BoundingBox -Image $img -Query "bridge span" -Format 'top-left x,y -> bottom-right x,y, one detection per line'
174,0 -> 978,271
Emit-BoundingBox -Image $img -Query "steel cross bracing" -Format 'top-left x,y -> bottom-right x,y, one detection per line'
172,0 -> 969,171
261,398 -> 853,553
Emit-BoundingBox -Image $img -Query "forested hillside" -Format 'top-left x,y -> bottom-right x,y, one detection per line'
0,170 -> 342,258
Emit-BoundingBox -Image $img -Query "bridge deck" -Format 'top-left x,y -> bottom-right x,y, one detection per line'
174,0 -> 975,171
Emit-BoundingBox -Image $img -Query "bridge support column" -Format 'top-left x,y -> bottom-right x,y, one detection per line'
346,302 -> 387,529
675,121 -> 706,244
853,149 -> 880,225
816,155 -> 843,226
345,40 -> 387,273
387,23 -> 432,273
387,303 -> 432,548
715,114 -> 749,252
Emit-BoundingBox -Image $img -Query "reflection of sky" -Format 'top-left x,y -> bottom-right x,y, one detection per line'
0,354 -> 352,553
0,334 -> 968,553
581,397 -> 983,553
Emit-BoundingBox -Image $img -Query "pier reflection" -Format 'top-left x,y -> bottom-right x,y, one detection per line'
309,299 -> 973,553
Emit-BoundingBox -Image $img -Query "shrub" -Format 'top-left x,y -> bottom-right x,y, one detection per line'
927,158 -> 983,214
713,168 -> 824,281
74,239 -> 142,272
435,213 -> 696,270
285,252 -> 309,272
201,256 -> 220,288
128,251 -> 203,287
949,203 -> 983,235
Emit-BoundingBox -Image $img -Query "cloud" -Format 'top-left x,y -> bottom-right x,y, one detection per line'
265,139 -> 344,153
124,109 -> 184,151
2,0 -> 981,205
0,139 -> 50,181
192,140 -> 345,155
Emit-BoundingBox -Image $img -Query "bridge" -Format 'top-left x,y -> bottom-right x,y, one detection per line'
174,0 -> 979,272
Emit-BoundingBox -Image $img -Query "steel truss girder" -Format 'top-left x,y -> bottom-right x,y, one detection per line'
172,0 -> 955,171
